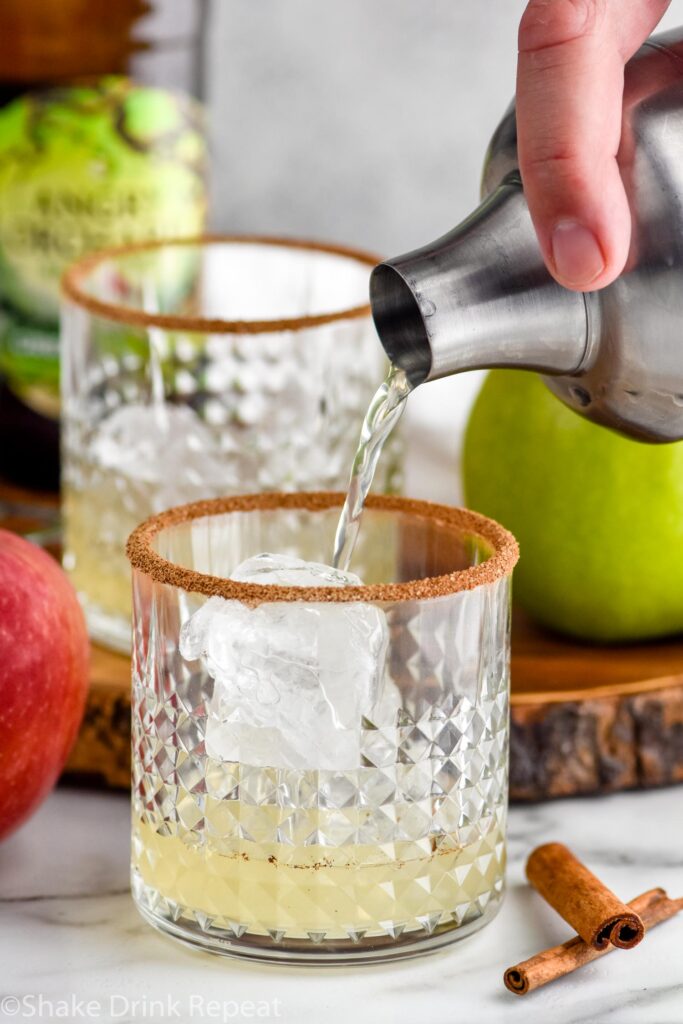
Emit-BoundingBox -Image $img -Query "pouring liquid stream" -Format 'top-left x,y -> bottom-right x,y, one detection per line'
332,363 -> 412,572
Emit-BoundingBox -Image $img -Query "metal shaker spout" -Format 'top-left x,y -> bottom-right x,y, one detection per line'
370,177 -> 590,387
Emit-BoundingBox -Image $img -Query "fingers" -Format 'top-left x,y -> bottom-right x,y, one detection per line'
517,0 -> 670,291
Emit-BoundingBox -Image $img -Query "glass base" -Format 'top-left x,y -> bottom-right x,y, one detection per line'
132,878 -> 504,965
80,595 -> 131,654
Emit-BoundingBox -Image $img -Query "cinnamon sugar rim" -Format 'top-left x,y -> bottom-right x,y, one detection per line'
61,234 -> 379,333
126,492 -> 519,603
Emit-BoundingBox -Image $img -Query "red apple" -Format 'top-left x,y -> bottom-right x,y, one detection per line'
0,529 -> 89,841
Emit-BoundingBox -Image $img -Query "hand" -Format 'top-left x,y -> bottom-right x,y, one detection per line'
517,0 -> 671,291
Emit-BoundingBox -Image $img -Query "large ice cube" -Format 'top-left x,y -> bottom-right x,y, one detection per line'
179,553 -> 389,770
90,402 -> 238,510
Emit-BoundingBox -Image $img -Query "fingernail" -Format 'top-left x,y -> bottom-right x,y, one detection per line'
551,220 -> 605,288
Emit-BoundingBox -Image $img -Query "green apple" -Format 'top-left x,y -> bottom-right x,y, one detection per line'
463,369 -> 683,642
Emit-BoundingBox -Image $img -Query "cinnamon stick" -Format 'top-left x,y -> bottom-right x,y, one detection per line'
504,887 -> 683,996
526,842 -> 645,950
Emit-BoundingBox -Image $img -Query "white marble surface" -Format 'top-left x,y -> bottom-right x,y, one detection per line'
2,785 -> 682,1024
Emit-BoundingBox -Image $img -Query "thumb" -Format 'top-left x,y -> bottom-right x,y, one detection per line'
516,0 -> 670,291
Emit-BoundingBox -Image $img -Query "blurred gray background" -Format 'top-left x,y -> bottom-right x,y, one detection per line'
206,1 -> 683,501
208,0 -> 523,255
208,1 -> 683,253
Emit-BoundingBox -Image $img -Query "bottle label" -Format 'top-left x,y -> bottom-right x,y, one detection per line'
0,76 -> 208,408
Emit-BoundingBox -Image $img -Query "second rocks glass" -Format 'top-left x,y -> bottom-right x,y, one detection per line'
61,237 -> 400,651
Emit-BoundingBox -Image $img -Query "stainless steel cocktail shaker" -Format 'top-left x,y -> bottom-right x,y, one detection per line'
370,28 -> 683,442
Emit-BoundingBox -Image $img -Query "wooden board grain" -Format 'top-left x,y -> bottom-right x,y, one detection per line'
64,644 -> 132,788
508,610 -> 683,800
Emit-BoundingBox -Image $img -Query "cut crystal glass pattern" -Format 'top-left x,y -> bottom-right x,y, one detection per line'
131,568 -> 510,962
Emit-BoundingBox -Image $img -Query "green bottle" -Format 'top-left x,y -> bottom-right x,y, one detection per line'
0,0 -> 209,490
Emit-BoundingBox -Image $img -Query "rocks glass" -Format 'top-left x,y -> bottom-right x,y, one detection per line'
126,492 -> 518,964
61,237 -> 399,652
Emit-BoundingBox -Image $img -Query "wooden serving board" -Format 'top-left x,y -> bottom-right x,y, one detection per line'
63,614 -> 683,801
2,481 -> 682,801
508,610 -> 683,799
